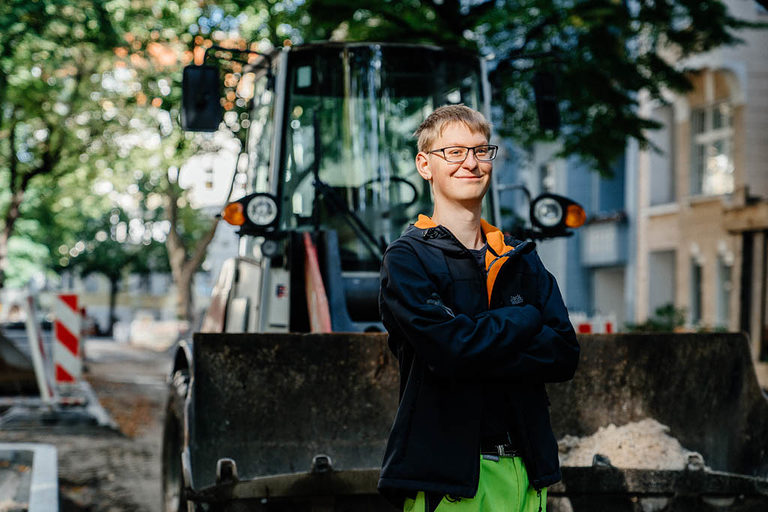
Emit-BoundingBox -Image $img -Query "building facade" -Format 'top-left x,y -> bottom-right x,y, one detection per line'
633,1 -> 768,380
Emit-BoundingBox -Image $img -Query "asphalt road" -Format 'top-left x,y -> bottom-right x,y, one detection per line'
0,338 -> 172,512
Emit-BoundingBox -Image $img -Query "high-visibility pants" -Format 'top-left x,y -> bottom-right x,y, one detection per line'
403,456 -> 546,512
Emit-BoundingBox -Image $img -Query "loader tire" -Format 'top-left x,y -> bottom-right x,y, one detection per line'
162,368 -> 192,512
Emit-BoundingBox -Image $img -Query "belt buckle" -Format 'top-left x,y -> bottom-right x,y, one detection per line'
496,444 -> 504,458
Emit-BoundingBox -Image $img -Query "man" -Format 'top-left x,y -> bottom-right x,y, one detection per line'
378,105 -> 579,512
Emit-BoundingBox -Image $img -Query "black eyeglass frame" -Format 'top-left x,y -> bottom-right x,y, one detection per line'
426,144 -> 499,163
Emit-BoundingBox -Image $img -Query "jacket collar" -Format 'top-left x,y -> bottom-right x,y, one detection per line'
412,214 -> 515,257
408,214 -> 533,305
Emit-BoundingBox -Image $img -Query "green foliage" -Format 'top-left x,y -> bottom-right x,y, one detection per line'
1,0 -> 247,288
625,303 -> 687,332
4,238 -> 49,288
64,207 -> 168,282
0,0 -> 122,175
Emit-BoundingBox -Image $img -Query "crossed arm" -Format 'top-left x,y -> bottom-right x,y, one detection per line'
380,244 -> 579,382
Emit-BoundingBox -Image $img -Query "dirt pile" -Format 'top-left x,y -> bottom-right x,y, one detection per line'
558,418 -> 704,470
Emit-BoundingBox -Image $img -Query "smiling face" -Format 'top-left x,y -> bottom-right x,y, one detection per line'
415,121 -> 492,209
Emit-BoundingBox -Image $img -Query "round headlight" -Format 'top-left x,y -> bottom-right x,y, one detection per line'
246,195 -> 278,226
533,197 -> 563,228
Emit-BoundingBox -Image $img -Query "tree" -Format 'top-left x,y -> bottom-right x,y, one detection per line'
2,169 -> 112,288
295,0 -> 765,175
104,0 -> 279,322
63,205 -> 170,334
0,0 -> 121,288
65,208 -> 138,334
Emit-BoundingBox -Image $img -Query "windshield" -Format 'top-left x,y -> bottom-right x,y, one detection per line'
280,44 -> 488,271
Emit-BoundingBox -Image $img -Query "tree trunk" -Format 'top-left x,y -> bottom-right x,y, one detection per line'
0,231 -> 9,291
0,190 -> 25,290
175,268 -> 195,325
165,172 -> 225,325
108,276 -> 119,336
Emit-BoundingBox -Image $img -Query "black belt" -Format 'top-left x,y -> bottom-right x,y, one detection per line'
480,442 -> 521,458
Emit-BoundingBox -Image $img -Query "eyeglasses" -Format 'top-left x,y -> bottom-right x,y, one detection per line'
427,145 -> 499,163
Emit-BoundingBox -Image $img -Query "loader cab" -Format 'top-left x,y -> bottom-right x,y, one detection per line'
220,43 -> 492,333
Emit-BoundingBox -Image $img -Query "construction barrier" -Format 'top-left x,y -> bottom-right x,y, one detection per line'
21,295 -> 57,404
569,313 -> 616,334
53,294 -> 81,385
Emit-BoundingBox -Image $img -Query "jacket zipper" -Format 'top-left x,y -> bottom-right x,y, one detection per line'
433,226 -> 490,303
429,225 -> 489,491
427,225 -> 527,494
487,248 -> 516,273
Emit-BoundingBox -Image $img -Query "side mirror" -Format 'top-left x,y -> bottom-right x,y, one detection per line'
181,65 -> 222,132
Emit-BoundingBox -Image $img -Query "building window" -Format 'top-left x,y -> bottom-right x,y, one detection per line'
716,256 -> 732,329
649,105 -> 675,205
690,258 -> 703,326
648,250 -> 676,315
594,157 -> 625,214
690,102 -> 734,197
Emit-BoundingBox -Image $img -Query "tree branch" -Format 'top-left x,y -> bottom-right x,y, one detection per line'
165,179 -> 185,263
8,112 -> 19,192
186,218 -> 219,274
184,152 -> 241,274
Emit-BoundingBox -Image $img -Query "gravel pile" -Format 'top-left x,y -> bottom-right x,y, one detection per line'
558,418 -> 704,470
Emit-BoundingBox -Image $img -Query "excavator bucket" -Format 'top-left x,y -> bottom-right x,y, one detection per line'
186,332 -> 398,496
0,330 -> 37,396
547,332 -> 768,510
182,331 -> 768,510
549,332 -> 768,474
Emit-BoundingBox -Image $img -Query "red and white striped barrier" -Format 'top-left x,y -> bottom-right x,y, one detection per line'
570,313 -> 617,334
53,294 -> 82,384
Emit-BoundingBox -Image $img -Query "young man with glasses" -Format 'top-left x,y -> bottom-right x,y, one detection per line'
378,105 -> 579,512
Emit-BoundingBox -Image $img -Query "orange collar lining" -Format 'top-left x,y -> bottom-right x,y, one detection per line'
412,215 -> 515,305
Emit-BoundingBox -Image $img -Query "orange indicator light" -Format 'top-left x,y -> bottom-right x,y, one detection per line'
565,204 -> 586,228
222,202 -> 245,226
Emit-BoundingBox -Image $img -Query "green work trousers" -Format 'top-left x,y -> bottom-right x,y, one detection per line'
403,456 -> 546,512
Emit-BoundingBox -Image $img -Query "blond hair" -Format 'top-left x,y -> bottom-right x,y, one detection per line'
414,104 -> 492,153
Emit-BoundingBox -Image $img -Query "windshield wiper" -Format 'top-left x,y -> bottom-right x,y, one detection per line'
312,178 -> 385,263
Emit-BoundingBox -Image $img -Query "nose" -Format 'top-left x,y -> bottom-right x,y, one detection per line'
462,148 -> 479,168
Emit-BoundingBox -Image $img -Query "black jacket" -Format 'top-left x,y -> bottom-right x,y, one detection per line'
378,215 -> 579,504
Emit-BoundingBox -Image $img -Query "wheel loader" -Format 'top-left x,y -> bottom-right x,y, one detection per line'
163,41 -> 768,511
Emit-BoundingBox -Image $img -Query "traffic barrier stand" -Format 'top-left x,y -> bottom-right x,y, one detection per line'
0,292 -> 113,427
21,295 -> 58,405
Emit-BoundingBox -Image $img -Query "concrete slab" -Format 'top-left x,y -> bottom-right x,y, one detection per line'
0,380 -> 117,431
0,443 -> 57,512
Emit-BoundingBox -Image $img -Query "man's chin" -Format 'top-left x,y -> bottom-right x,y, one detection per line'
436,193 -> 487,206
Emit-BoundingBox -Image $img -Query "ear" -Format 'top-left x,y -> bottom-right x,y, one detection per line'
415,152 -> 432,182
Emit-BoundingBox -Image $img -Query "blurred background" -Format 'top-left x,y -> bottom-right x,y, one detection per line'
2,1 -> 768,510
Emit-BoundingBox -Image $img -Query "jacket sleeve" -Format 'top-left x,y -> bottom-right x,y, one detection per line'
379,242 -> 543,380
516,252 -> 580,383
